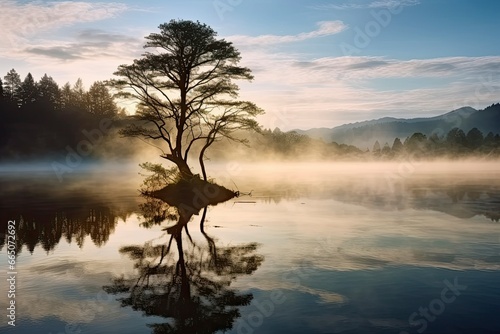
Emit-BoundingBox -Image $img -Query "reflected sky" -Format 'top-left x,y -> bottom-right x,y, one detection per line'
0,162 -> 499,334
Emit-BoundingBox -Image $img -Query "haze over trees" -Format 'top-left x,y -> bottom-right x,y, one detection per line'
1,66 -> 500,163
367,127 -> 500,159
0,69 -> 123,160
0,69 -> 121,115
110,19 -> 263,180
296,104 -> 500,149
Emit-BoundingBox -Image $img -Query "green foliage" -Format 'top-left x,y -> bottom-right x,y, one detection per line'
381,142 -> 391,155
109,19 -> 263,179
466,127 -> 484,149
139,162 -> 181,192
69,78 -> 87,112
0,68 -> 124,161
392,137 -> 404,153
20,73 -> 37,106
59,82 -> 73,111
399,133 -> 425,158
446,127 -> 466,146
1,70 -> 120,115
369,127 -> 500,159
37,74 -> 60,108
3,69 -> 21,103
246,127 -> 362,159
137,162 -> 182,227
264,129 -> 311,155
87,81 -> 118,116
103,236 -> 261,334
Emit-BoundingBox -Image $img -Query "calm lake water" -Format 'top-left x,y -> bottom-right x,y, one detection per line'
1,162 -> 499,334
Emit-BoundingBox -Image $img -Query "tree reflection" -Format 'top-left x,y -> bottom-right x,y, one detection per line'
104,182 -> 264,333
0,198 -> 128,253
0,174 -> 141,253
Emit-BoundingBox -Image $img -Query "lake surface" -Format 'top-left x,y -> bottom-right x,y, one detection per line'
1,162 -> 499,334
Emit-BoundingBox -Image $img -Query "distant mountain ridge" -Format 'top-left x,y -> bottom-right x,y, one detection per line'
294,104 -> 500,149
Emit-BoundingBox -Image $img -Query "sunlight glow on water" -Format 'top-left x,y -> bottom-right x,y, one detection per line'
0,162 -> 499,334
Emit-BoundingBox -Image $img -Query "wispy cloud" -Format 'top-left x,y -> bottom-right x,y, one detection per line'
313,0 -> 420,10
0,0 -> 128,46
236,52 -> 500,129
17,37 -> 143,88
0,1 -> 141,79
18,28 -> 142,62
289,56 -> 500,80
25,46 -> 82,60
77,29 -> 139,44
21,29 -> 142,61
228,21 -> 347,46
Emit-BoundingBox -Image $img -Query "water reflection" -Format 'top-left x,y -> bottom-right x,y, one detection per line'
1,167 -> 498,258
103,180 -> 264,333
0,164 -> 498,334
0,175 -> 138,252
402,180 -> 500,222
0,206 -> 118,252
243,173 -> 500,222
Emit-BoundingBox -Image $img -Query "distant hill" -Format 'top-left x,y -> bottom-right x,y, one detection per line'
295,104 -> 500,149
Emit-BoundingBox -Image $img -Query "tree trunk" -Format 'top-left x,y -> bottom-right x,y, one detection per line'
199,137 -> 215,181
200,155 -> 207,181
199,147 -> 208,181
199,206 -> 208,233
165,154 -> 193,179
177,159 -> 193,179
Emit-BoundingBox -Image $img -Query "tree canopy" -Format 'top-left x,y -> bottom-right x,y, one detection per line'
0,69 -> 123,161
3,69 -> 21,103
110,19 -> 263,179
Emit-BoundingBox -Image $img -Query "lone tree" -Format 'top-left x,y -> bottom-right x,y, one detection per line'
110,20 -> 263,179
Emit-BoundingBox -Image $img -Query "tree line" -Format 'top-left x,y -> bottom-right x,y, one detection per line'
0,68 -> 122,116
231,125 -> 500,160
0,69 -> 126,161
189,124 -> 500,162
371,127 -> 500,158
1,67 -> 500,162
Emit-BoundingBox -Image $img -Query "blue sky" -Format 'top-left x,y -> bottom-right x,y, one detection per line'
1,0 -> 499,129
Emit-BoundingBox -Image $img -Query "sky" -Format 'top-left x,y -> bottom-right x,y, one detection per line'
1,0 -> 500,130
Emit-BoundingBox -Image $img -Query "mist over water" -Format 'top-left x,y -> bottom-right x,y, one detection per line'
2,160 -> 499,213
1,160 -> 499,334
